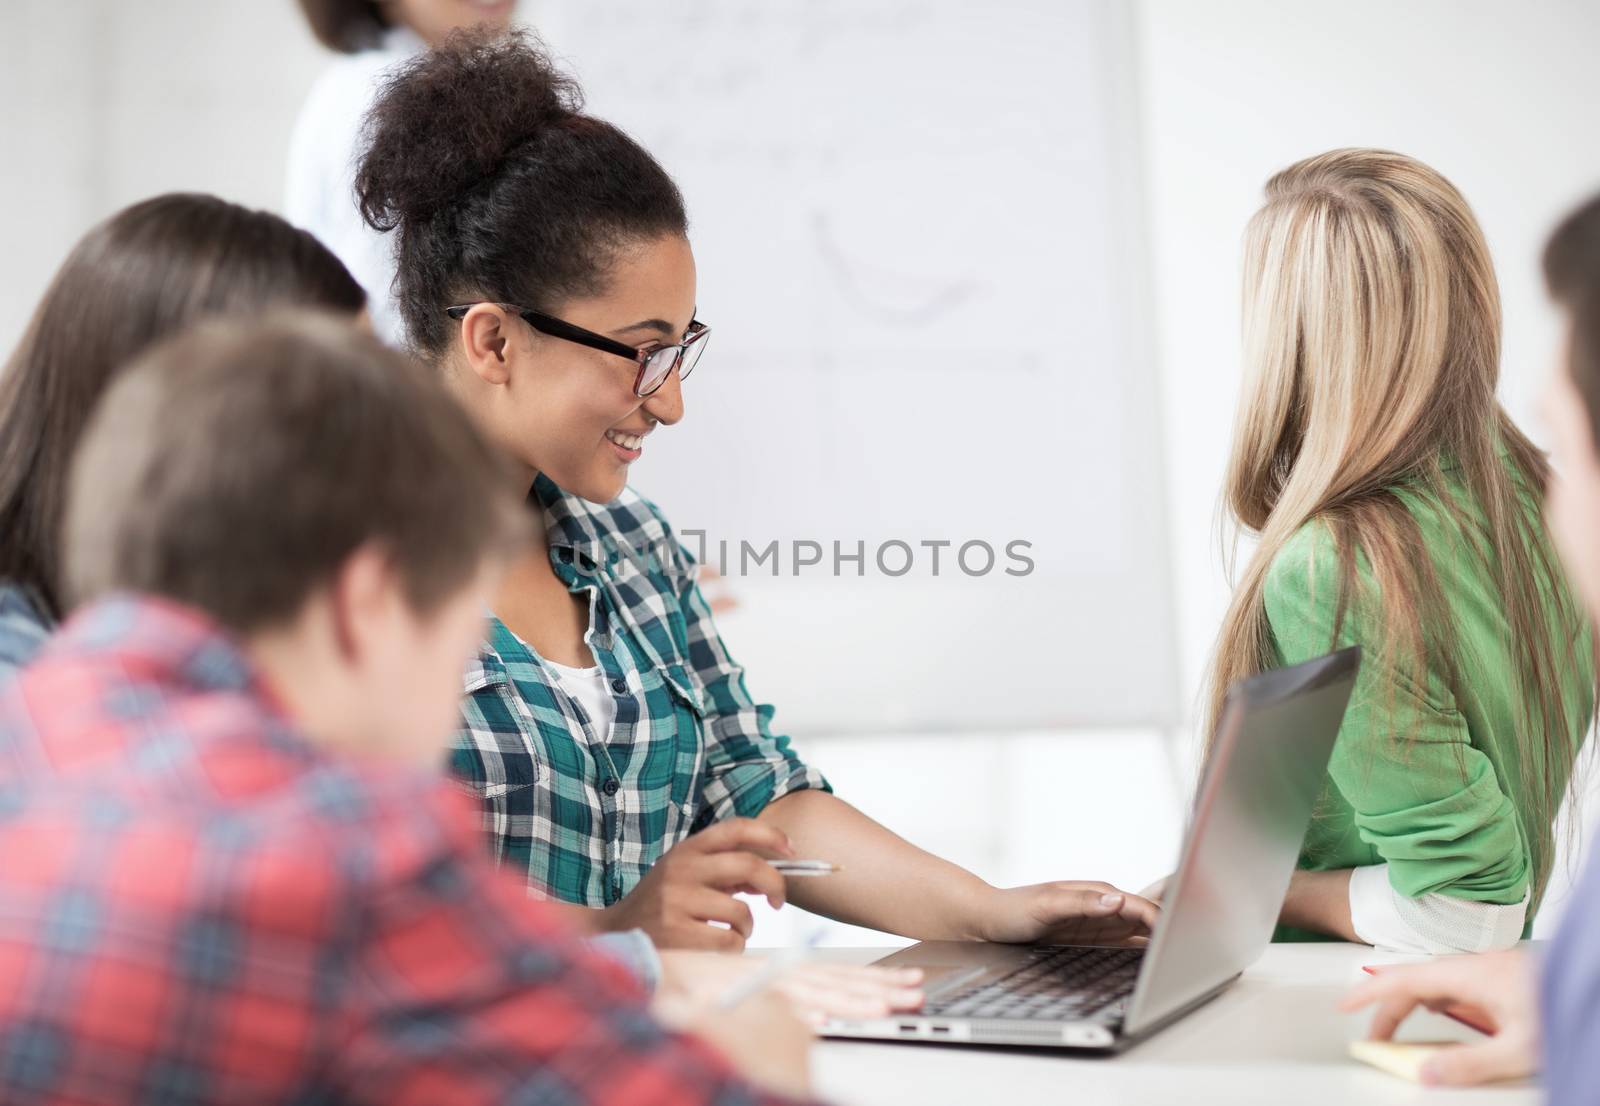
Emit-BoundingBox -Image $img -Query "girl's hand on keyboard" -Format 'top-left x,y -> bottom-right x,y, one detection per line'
1138,874 -> 1170,903
974,882 -> 1161,946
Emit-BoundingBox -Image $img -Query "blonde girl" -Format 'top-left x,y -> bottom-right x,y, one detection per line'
1210,148 -> 1595,953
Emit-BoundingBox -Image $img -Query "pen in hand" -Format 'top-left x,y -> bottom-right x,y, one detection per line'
770,860 -> 841,877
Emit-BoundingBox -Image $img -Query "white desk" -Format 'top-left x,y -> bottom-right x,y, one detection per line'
809,945 -> 1536,1105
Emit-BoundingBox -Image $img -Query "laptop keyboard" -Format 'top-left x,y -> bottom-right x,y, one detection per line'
923,946 -> 1143,1022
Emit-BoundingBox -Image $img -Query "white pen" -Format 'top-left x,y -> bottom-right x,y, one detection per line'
769,860 -> 842,877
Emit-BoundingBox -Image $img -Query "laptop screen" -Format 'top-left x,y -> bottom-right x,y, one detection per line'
1123,646 -> 1360,1035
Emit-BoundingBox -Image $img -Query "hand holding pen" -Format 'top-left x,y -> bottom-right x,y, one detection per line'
600,818 -> 803,952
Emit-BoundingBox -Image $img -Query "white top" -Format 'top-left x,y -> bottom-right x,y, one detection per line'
284,28 -> 424,348
1347,862 -> 1528,954
547,658 -> 617,743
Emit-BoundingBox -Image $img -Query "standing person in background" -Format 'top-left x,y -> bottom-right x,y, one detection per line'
1207,149 -> 1595,953
0,193 -> 367,683
286,0 -> 517,346
356,30 -> 1159,955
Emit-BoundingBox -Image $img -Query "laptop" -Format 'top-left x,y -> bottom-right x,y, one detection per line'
822,645 -> 1360,1053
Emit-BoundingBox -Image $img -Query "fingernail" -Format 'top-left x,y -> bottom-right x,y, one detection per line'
1100,893 -> 1123,907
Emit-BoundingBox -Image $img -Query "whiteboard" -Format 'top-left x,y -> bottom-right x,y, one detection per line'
539,0 -> 1179,733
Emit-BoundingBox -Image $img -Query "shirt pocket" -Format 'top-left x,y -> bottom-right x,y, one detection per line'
632,663 -> 706,810
454,666 -> 541,803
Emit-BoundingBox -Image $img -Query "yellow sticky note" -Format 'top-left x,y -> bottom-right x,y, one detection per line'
1349,1039 -> 1454,1082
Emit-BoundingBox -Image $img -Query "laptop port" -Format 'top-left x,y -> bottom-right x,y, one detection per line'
898,1024 -> 919,1034
929,1024 -> 951,1035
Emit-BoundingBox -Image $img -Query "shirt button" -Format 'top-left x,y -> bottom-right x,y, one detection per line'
603,778 -> 621,796
610,677 -> 628,695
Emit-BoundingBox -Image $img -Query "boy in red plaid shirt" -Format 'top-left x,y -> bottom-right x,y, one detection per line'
0,314 -> 816,1105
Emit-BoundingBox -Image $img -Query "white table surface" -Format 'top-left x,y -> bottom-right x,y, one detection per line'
802,944 -> 1535,1106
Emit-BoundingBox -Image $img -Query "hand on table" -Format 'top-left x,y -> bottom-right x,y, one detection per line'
1338,951 -> 1538,1086
600,818 -> 793,951
658,950 -> 924,1027
658,987 -> 815,1100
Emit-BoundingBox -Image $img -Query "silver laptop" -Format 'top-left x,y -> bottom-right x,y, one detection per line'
822,646 -> 1360,1053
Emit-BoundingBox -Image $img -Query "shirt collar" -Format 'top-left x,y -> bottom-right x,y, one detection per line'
531,474 -> 613,574
0,582 -> 52,632
0,582 -> 54,671
48,593 -> 262,700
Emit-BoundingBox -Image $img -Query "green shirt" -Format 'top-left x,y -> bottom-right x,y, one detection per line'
1265,466 -> 1593,940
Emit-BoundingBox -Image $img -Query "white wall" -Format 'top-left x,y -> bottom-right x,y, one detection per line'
1135,0 -> 1600,930
1137,0 -> 1600,719
543,0 -> 1181,736
0,0 -> 325,349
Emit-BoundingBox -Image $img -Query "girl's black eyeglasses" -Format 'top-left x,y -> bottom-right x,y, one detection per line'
445,303 -> 710,397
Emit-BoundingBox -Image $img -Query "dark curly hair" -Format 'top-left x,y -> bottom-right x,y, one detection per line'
355,29 -> 689,354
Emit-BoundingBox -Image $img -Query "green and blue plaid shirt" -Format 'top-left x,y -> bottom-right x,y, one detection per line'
451,476 -> 828,907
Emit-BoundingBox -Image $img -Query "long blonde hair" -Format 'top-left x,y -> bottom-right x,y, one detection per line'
1207,148 -> 1593,899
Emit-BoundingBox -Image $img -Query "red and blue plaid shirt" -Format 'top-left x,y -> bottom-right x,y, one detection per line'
0,595 -> 811,1106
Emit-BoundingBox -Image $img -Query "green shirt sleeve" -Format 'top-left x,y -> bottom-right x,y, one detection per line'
1263,523 -> 1528,905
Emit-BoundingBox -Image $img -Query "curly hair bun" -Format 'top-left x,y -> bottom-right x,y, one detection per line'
352,26 -> 686,353
356,29 -> 581,231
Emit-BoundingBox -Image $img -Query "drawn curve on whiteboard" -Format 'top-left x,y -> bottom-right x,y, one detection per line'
811,211 -> 984,325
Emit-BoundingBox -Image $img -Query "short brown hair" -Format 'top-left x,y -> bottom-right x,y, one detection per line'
1546,193 -> 1600,445
64,313 -> 528,632
297,0 -> 389,53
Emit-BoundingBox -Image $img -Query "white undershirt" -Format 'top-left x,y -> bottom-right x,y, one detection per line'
1348,863 -> 1528,954
547,659 -> 617,742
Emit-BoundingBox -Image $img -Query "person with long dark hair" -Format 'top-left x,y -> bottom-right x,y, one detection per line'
0,193 -> 367,680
